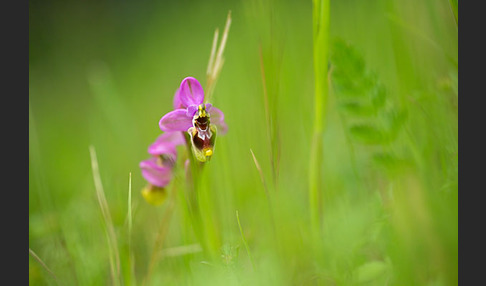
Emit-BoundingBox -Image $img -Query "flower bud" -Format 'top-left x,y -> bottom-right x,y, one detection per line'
141,185 -> 167,206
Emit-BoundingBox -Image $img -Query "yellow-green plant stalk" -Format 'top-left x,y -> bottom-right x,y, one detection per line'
205,10 -> 231,103
449,0 -> 458,26
309,0 -> 330,236
89,146 -> 121,286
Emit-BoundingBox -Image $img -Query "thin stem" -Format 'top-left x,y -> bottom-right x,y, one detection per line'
29,248 -> 60,284
236,211 -> 255,271
128,173 -> 132,243
258,45 -> 279,189
205,10 -> 232,103
197,165 -> 220,260
448,0 -> 458,27
206,28 -> 219,78
182,133 -> 214,258
309,0 -> 330,237
89,146 -> 121,286
127,172 -> 135,286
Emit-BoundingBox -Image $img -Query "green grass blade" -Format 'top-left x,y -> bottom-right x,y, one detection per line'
236,210 -> 255,271
309,0 -> 330,237
29,248 -> 60,284
89,145 -> 121,286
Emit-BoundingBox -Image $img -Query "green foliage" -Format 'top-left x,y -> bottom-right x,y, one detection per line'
330,38 -> 408,171
353,260 -> 390,284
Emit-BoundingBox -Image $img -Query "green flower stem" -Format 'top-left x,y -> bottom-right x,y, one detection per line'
197,165 -> 220,260
183,133 -> 219,260
183,134 -> 205,251
309,0 -> 330,237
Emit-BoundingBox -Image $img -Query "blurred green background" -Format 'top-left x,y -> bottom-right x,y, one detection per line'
29,0 -> 457,285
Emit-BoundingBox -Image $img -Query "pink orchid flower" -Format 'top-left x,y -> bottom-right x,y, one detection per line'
159,77 -> 227,162
159,77 -> 227,134
140,132 -> 185,187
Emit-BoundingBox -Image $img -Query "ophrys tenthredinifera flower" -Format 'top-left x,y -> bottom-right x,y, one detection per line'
159,77 -> 227,162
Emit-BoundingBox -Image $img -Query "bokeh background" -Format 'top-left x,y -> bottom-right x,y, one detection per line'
29,0 -> 458,285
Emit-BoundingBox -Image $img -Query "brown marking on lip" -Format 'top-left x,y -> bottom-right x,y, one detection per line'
195,116 -> 209,130
192,129 -> 210,150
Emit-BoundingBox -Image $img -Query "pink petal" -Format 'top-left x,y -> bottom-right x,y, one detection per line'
159,109 -> 193,132
173,88 -> 183,109
209,106 -> 228,135
187,103 -> 213,117
148,144 -> 177,160
186,105 -> 198,117
148,132 -> 185,157
179,77 -> 204,107
155,131 -> 186,147
140,158 -> 173,187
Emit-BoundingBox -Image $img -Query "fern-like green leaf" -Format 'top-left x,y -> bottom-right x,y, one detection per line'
349,124 -> 389,145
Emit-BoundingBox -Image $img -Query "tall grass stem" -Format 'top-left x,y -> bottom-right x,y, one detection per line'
127,172 -> 135,286
29,248 -> 60,284
309,0 -> 330,237
89,145 -> 121,286
236,211 -> 255,271
205,10 -> 232,103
